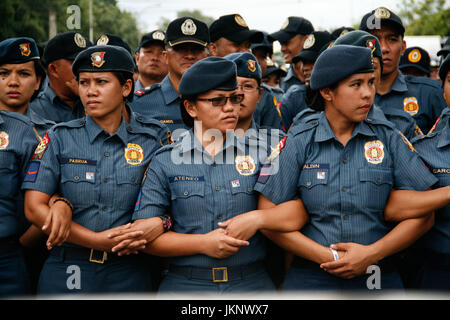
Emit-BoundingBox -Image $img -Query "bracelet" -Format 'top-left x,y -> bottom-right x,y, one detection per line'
53,198 -> 74,211
159,215 -> 173,232
330,248 -> 339,261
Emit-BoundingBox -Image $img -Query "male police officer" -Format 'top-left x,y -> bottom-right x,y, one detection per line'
359,7 -> 446,134
134,30 -> 168,92
130,17 -> 209,136
208,14 -> 263,57
270,16 -> 314,92
28,32 -> 91,123
399,46 -> 432,78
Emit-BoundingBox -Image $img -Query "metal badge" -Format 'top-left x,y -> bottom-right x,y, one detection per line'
124,143 -> 144,165
403,97 -> 419,116
181,19 -> 197,36
364,140 -> 385,165
235,155 -> 256,176
408,49 -> 421,63
74,33 -> 87,48
152,31 -> 165,41
374,7 -> 391,19
234,14 -> 248,27
303,34 -> 315,49
281,18 -> 289,30
97,34 -> 109,45
0,131 -> 9,150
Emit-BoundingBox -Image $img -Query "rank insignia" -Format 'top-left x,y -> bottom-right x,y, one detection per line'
181,19 -> 197,36
234,14 -> 248,27
24,161 -> 40,182
124,143 -> 144,165
235,155 -> 256,176
403,97 -> 419,116
0,131 -> 9,150
19,42 -> 31,56
398,131 -> 416,153
91,52 -> 106,68
32,132 -> 49,160
248,59 -> 256,72
364,140 -> 385,164
303,34 -> 315,49
408,49 -> 421,63
74,33 -> 87,48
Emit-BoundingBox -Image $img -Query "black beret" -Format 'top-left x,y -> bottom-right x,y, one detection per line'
439,54 -> 450,83
96,33 -> 132,54
270,17 -> 314,43
437,37 -> 450,58
333,30 -> 383,64
166,17 -> 209,47
0,37 -> 40,65
72,45 -> 135,77
310,45 -> 374,90
359,7 -> 405,36
292,31 -> 333,64
137,30 -> 166,51
43,32 -> 92,65
331,27 -> 355,40
224,52 -> 262,80
179,56 -> 237,97
399,46 -> 431,74
209,14 -> 263,43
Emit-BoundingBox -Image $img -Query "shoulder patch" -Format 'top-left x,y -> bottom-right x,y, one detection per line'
53,118 -> 85,130
134,83 -> 160,97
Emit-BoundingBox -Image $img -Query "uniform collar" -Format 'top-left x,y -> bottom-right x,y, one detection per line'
437,116 -> 450,149
134,79 -> 144,92
161,75 -> 180,105
388,71 -> 408,94
314,112 -> 376,143
25,107 -> 55,126
85,114 -> 129,145
180,129 -> 245,155
284,65 -> 299,81
0,112 -> 4,125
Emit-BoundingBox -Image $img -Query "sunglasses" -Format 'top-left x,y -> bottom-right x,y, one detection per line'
196,93 -> 244,107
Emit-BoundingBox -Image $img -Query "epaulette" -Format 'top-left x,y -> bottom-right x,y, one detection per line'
52,117 -> 85,130
134,83 -> 160,97
289,117 -> 320,136
133,112 -> 173,146
154,140 -> 178,156
405,75 -> 442,89
364,114 -> 396,130
291,108 -> 319,125
0,110 -> 34,127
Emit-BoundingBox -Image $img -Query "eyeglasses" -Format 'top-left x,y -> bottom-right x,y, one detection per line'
196,93 -> 244,107
238,84 -> 260,92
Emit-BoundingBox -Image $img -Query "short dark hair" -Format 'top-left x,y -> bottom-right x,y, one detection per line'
306,83 -> 338,111
180,95 -> 197,128
109,71 -> 134,102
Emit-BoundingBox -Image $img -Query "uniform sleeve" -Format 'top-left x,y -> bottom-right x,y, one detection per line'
254,135 -> 303,204
132,155 -> 171,220
18,125 -> 40,181
390,130 -> 438,190
256,89 -> 282,130
21,128 -> 60,196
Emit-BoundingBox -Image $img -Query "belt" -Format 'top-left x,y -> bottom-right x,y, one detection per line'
0,235 -> 20,254
169,261 -> 265,283
50,246 -> 125,264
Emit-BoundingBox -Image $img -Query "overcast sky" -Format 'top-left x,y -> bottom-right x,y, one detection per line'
117,0 -> 406,34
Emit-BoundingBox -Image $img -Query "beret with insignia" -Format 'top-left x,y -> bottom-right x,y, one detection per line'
43,32 -> 92,66
310,45 -> 374,90
0,37 -> 40,65
270,17 -> 314,43
224,52 -> 262,80
359,7 -> 405,36
210,14 -> 263,43
166,17 -> 209,48
399,46 -> 431,75
72,45 -> 135,77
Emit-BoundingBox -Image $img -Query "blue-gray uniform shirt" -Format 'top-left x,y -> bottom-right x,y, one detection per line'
130,75 -> 188,134
255,112 -> 437,247
280,65 -> 304,93
253,84 -> 282,130
374,72 -> 446,134
21,111 -> 170,243
24,107 -> 56,137
28,83 -> 85,123
279,84 -> 308,132
133,131 -> 267,268
0,111 -> 39,238
412,107 -> 450,254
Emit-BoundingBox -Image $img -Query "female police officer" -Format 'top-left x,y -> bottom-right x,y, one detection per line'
133,56 -> 304,294
238,45 -> 439,290
22,45 -> 170,294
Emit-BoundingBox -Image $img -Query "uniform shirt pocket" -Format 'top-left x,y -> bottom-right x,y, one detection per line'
0,151 -> 19,198
115,166 -> 144,210
170,181 -> 205,200
358,168 -> 394,211
298,169 -> 329,213
60,164 -> 96,207
229,176 -> 258,214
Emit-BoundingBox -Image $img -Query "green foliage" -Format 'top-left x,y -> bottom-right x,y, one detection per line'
397,0 -> 450,35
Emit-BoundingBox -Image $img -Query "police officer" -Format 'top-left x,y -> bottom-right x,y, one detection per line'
262,63 -> 286,88
208,14 -> 263,57
280,31 -> 333,131
134,30 -> 168,92
333,30 -> 423,140
411,55 -> 450,291
22,45 -> 171,294
399,46 -> 432,78
96,33 -> 133,55
134,56 -> 302,294
253,45 -> 437,290
28,32 -> 92,123
130,17 -> 209,136
359,7 -> 446,134
270,16 -> 314,92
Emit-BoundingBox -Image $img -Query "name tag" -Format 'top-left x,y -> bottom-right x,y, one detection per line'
302,163 -> 330,170
60,157 -> 97,166
169,176 -> 205,183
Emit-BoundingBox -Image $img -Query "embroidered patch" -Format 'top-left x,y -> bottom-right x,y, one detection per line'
235,155 -> 256,176
403,97 -> 419,116
32,132 -> 49,160
267,136 -> 287,162
24,161 -> 40,182
124,143 -> 144,165
364,140 -> 385,164
0,131 -> 9,150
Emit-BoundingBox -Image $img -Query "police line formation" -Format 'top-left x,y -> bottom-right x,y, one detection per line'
1,6 -> 450,297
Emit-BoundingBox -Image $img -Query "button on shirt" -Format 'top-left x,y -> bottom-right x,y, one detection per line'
374,72 -> 446,134
28,84 -> 85,123
255,112 -> 437,247
130,75 -> 188,134
22,112 -> 169,236
133,131 -> 267,268
413,107 -> 450,254
0,111 -> 39,238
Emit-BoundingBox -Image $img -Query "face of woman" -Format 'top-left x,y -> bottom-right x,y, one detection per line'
185,89 -> 241,134
444,71 -> 450,107
323,72 -> 376,124
78,72 -> 131,120
236,77 -> 262,123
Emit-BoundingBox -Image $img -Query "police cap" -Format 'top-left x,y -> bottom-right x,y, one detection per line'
96,33 -> 132,55
209,14 -> 263,43
399,46 -> 431,75
437,37 -> 450,58
359,7 -> 405,36
438,54 -> 450,83
270,17 -> 314,43
137,30 -> 166,51
43,32 -> 92,66
166,17 -> 209,48
292,31 -> 333,64
331,26 -> 355,40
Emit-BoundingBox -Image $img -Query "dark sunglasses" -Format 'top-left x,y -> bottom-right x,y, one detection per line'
196,93 -> 244,107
